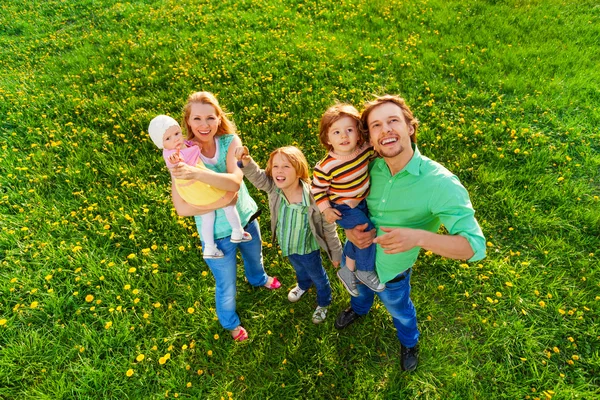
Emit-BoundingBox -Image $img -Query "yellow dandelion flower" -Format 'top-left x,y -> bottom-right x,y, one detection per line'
572,355 -> 579,361
85,295 -> 94,302
186,382 -> 192,388
187,307 -> 195,314
505,282 -> 513,287
214,334 -> 219,340
30,301 -> 39,309
568,337 -> 574,342
105,321 -> 113,329
197,369 -> 204,375
153,302 -> 161,308
143,313 -> 149,319
558,309 -> 566,315
159,357 -> 166,365
207,350 -> 213,356
45,274 -> 52,281
134,298 -> 140,304
132,289 -> 139,295
124,284 -> 131,290
10,278 -> 17,283
539,301 -> 546,307
128,267 -> 136,273
178,246 -> 185,251
127,253 -> 136,259
126,369 -> 134,377
201,271 -> 208,277
164,353 -> 171,360
553,347 -> 560,353
0,319 -> 7,326
182,344 -> 188,350
136,354 -> 145,362
496,292 -> 502,297
567,360 -> 574,365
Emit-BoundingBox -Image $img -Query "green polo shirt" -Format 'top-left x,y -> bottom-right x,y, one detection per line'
367,144 -> 486,283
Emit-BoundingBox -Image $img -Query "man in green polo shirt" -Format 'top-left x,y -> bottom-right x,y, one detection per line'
334,95 -> 486,372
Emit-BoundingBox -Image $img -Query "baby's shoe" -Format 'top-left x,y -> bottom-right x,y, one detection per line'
203,244 -> 224,259
355,270 -> 385,292
231,230 -> 252,243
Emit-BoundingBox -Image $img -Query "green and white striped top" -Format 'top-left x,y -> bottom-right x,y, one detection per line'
276,187 -> 320,257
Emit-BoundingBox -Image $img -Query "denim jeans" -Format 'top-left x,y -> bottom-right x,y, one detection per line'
201,219 -> 268,330
288,250 -> 332,307
349,264 -> 420,347
332,200 -> 376,272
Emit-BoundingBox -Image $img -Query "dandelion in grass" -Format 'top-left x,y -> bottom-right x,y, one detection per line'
201,271 -> 208,277
197,369 -> 204,375
186,382 -> 192,388
187,307 -> 195,314
214,334 -> 219,340
30,301 -> 39,309
85,295 -> 94,302
136,354 -> 145,362
128,267 -> 136,273
539,301 -> 546,307
126,369 -> 134,377
45,274 -> 52,281
0,319 -> 7,326
105,321 -> 113,329
124,284 -> 131,290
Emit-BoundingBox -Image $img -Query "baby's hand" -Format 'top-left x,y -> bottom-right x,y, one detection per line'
332,260 -> 340,268
168,150 -> 183,165
235,145 -> 251,168
322,207 -> 342,224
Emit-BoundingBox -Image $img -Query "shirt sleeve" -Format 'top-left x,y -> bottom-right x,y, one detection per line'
429,175 -> 486,262
311,162 -> 333,212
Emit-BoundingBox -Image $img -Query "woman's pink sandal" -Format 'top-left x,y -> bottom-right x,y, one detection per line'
264,276 -> 281,290
232,326 -> 248,342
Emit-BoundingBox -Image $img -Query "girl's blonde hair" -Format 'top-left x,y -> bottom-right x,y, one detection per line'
265,146 -> 310,183
318,103 -> 365,151
183,91 -> 237,140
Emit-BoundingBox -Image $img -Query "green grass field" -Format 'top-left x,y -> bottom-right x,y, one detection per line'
1,0 -> 599,398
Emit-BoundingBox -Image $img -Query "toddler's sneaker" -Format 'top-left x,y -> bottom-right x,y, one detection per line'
287,285 -> 306,302
231,230 -> 252,243
336,265 -> 359,297
203,244 -> 224,259
355,270 -> 385,292
312,306 -> 328,324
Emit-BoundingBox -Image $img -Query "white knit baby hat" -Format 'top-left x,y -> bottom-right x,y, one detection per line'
148,115 -> 180,149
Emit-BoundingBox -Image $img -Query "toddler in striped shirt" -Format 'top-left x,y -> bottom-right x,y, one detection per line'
311,104 -> 384,295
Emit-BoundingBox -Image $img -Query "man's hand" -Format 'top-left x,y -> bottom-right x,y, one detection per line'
234,145 -> 251,168
332,260 -> 340,268
345,223 -> 376,249
171,162 -> 200,180
322,207 -> 341,224
373,227 -> 422,254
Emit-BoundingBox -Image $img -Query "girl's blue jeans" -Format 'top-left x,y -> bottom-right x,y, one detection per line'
333,200 -> 376,272
202,220 -> 268,330
288,250 -> 332,307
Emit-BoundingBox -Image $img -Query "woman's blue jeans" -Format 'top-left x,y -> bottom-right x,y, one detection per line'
202,220 -> 268,330
288,250 -> 332,307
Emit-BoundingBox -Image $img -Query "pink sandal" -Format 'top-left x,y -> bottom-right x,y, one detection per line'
232,326 -> 248,342
264,276 -> 281,290
230,231 -> 252,243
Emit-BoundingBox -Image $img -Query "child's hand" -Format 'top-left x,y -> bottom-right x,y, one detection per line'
323,207 -> 342,224
167,149 -> 183,164
234,145 -> 251,168
332,260 -> 340,268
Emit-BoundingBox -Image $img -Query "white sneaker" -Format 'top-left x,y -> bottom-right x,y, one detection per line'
312,306 -> 328,324
287,285 -> 306,302
203,244 -> 224,259
230,230 -> 252,243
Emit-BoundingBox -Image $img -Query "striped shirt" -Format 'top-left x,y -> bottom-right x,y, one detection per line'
311,143 -> 375,212
276,187 -> 320,257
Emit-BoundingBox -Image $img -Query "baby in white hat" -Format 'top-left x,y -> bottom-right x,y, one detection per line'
148,115 -> 252,259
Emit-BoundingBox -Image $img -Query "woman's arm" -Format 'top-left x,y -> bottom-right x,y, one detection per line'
170,136 -> 245,192
171,181 -> 237,217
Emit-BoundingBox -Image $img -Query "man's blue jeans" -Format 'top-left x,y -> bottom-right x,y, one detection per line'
288,250 -> 332,307
350,264 -> 420,347
333,200 -> 376,272
202,220 -> 268,330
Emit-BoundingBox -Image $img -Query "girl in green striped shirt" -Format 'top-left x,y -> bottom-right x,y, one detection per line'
236,145 -> 343,324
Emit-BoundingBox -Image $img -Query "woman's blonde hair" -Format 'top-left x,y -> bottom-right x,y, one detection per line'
183,91 -> 237,140
265,146 -> 310,183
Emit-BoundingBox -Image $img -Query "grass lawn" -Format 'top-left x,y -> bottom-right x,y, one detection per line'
0,0 -> 598,398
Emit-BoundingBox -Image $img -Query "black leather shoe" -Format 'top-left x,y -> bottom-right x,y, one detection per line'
334,307 -> 361,329
401,344 -> 419,371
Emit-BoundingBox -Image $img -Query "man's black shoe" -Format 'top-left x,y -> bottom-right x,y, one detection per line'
401,344 -> 419,371
334,307 -> 361,329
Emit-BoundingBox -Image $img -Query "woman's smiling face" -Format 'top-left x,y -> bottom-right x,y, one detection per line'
187,103 -> 220,143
